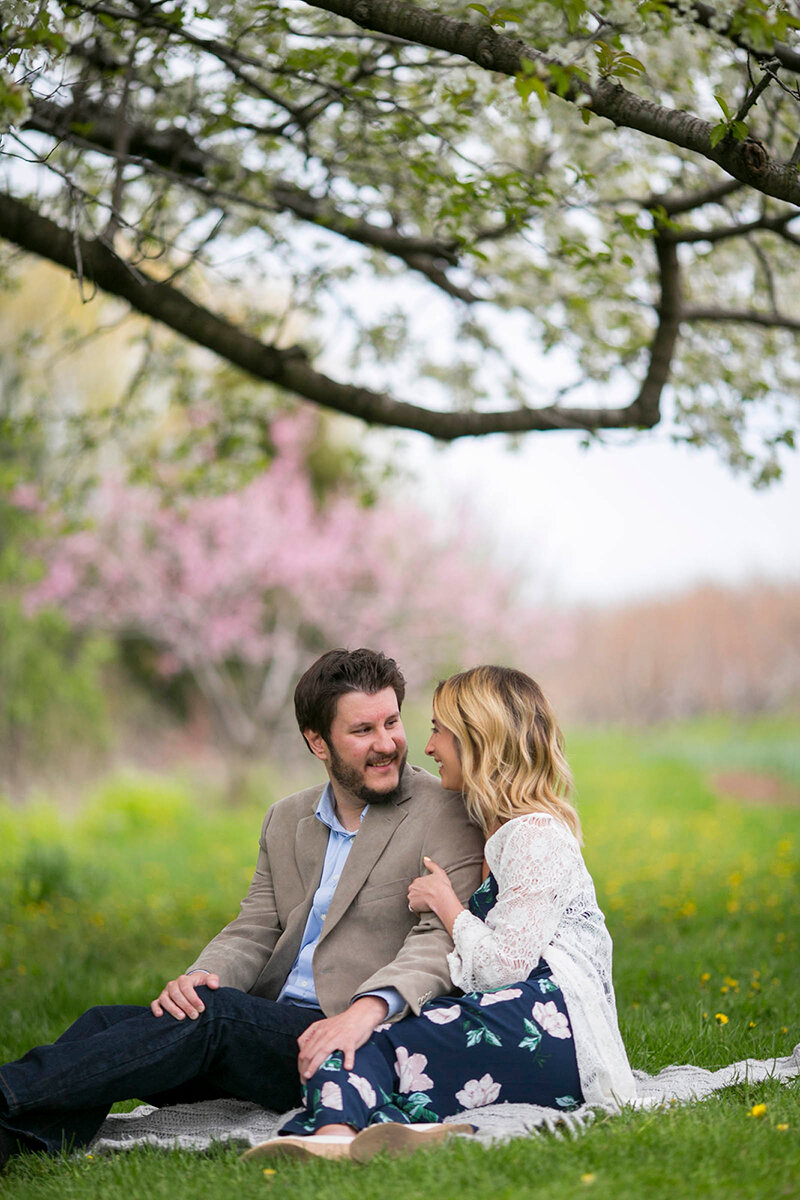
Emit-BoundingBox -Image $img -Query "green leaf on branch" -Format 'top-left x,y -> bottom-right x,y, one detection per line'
515,57 -> 548,108
709,121 -> 728,148
594,41 -> 645,80
714,93 -> 732,121
547,62 -> 587,98
563,0 -> 588,34
710,98 -> 749,147
466,3 -> 520,26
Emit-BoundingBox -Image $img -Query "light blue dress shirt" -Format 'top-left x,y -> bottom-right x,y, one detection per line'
277,782 -> 403,1017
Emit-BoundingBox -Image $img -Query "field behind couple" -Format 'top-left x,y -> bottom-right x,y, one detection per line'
1,711 -> 798,1200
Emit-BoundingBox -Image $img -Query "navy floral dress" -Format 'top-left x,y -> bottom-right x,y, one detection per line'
280,874 -> 584,1134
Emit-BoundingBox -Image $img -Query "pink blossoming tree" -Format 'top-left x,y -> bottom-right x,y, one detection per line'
27,414 -> 550,765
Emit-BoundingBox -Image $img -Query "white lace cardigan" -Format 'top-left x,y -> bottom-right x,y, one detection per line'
448,812 -> 636,1107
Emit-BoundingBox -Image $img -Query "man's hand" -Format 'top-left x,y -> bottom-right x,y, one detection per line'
407,856 -> 465,935
296,995 -> 389,1081
151,971 -> 220,1020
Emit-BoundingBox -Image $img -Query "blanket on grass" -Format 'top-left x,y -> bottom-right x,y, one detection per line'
88,1043 -> 800,1153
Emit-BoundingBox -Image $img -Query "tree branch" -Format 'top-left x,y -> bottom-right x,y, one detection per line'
0,189 -> 659,438
24,96 -> 481,300
645,178 -> 744,216
735,58 -> 780,123
635,234 -> 682,427
683,306 -> 800,332
304,0 -> 800,204
662,210 -> 796,245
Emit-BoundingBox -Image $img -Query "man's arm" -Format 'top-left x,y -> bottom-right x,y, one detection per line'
151,970 -> 220,1020
150,806 -> 283,1016
296,791 -> 483,1074
296,994 -> 389,1079
355,797 -> 483,1012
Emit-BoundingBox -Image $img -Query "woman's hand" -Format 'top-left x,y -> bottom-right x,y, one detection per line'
408,857 -> 465,936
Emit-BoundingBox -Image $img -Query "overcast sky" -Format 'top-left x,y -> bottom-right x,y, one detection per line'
400,426 -> 800,607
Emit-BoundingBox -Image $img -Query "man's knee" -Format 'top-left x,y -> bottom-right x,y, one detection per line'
193,986 -> 240,1017
65,1004 -> 124,1038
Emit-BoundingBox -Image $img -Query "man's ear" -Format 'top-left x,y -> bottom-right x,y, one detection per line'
304,729 -> 329,762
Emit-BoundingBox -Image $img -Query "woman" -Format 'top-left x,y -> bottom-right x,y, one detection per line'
249,666 -> 635,1161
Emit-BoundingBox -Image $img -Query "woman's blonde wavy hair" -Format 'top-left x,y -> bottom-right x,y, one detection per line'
432,665 -> 581,841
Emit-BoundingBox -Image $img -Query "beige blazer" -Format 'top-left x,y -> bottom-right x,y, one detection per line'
188,765 -> 484,1017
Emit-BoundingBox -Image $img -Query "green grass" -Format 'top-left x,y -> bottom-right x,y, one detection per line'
1,716 -> 799,1197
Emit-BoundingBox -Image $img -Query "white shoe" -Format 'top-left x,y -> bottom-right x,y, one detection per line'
241,1134 -> 354,1162
350,1122 -> 475,1162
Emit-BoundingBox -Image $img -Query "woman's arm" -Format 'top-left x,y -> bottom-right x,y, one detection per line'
407,856 -> 466,936
448,815 -> 580,991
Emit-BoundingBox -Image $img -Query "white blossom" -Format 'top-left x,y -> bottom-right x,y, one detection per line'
455,1073 -> 501,1108
424,1004 -> 462,1024
531,1000 -> 572,1040
394,1046 -> 434,1093
319,1081 -> 343,1110
347,1073 -> 377,1107
479,988 -> 522,1006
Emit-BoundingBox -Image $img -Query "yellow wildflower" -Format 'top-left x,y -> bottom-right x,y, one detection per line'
714,1013 -> 729,1025
748,1021 -> 756,1029
263,1168 -> 276,1177
777,1124 -> 789,1132
700,973 -> 710,985
749,1104 -> 767,1118
581,1174 -> 596,1185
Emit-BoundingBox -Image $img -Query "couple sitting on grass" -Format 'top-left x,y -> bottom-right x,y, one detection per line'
0,648 -> 635,1168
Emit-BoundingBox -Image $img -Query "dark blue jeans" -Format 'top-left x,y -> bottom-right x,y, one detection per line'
0,988 -> 322,1156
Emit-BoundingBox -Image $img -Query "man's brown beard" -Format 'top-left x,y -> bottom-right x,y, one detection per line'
327,743 -> 407,806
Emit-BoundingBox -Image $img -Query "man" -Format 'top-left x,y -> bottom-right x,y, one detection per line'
0,648 -> 483,1166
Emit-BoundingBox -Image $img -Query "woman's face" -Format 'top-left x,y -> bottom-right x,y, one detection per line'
424,715 -> 463,792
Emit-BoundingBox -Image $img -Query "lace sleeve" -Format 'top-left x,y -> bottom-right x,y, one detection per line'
447,815 -> 581,992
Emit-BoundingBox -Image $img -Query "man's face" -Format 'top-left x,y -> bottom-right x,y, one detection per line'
307,688 -> 408,806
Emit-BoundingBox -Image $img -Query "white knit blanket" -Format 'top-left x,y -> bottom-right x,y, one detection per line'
88,1043 -> 800,1153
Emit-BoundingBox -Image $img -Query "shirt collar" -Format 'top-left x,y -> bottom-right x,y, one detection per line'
315,781 -> 367,836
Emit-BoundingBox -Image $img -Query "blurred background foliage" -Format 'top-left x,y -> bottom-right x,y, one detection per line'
0,257 -> 798,802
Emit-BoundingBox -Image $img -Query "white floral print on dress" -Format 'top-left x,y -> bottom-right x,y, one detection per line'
531,1000 -> 572,1039
479,988 -> 523,1006
455,1073 -> 501,1108
424,1004 -> 462,1024
348,1073 -> 377,1107
319,1081 -> 344,1109
394,1046 -> 434,1093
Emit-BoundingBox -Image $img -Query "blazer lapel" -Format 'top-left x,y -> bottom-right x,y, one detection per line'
318,801 -> 407,941
295,813 -> 330,897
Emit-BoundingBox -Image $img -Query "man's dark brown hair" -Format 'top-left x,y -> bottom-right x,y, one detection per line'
294,648 -> 406,750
